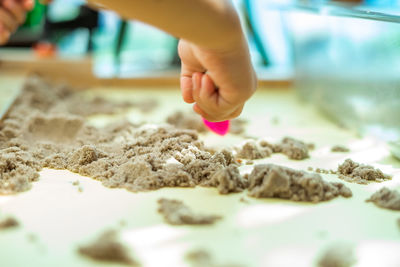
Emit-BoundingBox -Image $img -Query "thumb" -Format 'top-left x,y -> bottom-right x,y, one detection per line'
22,0 -> 34,10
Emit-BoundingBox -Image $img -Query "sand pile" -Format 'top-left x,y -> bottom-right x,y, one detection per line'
337,159 -> 391,184
0,76 -> 236,194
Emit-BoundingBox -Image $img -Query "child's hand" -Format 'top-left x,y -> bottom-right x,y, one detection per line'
0,0 -> 34,45
75,0 -> 256,122
178,38 -> 256,122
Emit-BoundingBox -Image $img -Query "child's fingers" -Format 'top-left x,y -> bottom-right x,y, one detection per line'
200,73 -> 217,104
191,72 -> 203,102
180,76 -> 194,104
0,23 -> 10,45
22,0 -> 35,10
193,103 -> 224,122
193,93 -> 244,122
228,105 -> 244,119
4,0 -> 26,24
0,8 -> 18,32
192,103 -> 208,119
180,60 -> 205,104
180,62 -> 196,104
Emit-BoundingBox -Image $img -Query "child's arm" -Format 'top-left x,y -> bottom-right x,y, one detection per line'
89,0 -> 257,122
0,0 -> 34,45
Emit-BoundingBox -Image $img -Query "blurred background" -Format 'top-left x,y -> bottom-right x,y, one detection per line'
0,0 -> 399,145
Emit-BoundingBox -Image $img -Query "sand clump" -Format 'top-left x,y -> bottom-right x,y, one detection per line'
157,198 -> 221,225
0,217 -> 19,230
0,147 -> 41,194
0,76 -> 239,194
247,164 -> 352,202
209,165 -> 248,194
236,140 -> 272,160
78,230 -> 139,266
236,137 -> 311,161
317,243 -> 356,267
46,125 -> 236,193
331,145 -> 350,153
365,187 -> 400,211
185,249 -> 244,267
337,159 -> 391,184
275,137 -> 311,160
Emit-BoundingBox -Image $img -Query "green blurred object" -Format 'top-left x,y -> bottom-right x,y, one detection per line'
23,0 -> 47,28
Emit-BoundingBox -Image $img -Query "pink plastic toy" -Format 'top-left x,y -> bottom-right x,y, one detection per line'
202,118 -> 230,136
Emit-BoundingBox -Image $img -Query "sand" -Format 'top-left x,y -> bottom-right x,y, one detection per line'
365,187 -> 400,211
236,140 -> 272,160
331,145 -> 350,153
317,243 -> 356,267
209,165 -> 248,194
0,76 -> 237,194
247,164 -> 352,202
236,137 -> 311,161
0,217 -> 19,230
185,249 -> 244,267
0,147 -> 41,194
337,159 -> 391,184
275,137 -> 310,160
157,198 -> 221,225
0,76 -> 327,197
166,111 -> 207,133
78,230 -> 139,266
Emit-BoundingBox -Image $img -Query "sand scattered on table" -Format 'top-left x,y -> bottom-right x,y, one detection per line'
78,230 -> 139,266
317,243 -> 356,267
236,140 -> 272,160
185,249 -> 244,267
247,164 -> 352,202
208,165 -> 248,194
365,187 -> 400,211
157,198 -> 221,225
0,76 -> 239,194
276,137 -> 311,160
229,118 -> 247,135
331,145 -> 350,153
239,197 -> 249,204
315,168 -> 337,175
67,96 -> 135,117
0,217 -> 19,230
166,111 -> 207,133
27,233 -> 38,243
236,137 -> 311,160
337,159 -> 391,184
